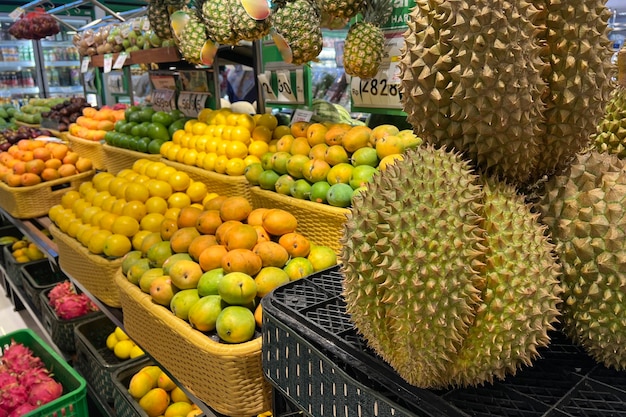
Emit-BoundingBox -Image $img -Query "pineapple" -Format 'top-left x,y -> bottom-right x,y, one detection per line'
230,0 -> 271,42
316,0 -> 364,20
196,0 -> 236,45
148,0 -> 186,40
271,0 -> 323,65
177,9 -> 209,64
343,0 -> 393,79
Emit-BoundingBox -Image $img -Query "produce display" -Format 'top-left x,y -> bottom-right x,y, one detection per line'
68,105 -> 126,142
40,97 -> 92,132
159,108 -> 273,175
0,339 -> 63,416
126,363 -> 203,417
46,281 -> 99,320
0,103 -> 17,129
105,106 -> 187,154
9,238 -> 45,264
246,122 -> 420,207
0,125 -> 52,152
270,0 -> 323,65
170,8 -> 213,65
13,98 -> 67,126
105,326 -> 145,360
0,139 -> 93,187
8,9 -> 60,40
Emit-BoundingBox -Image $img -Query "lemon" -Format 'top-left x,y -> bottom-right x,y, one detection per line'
113,339 -> 135,359
114,326 -> 130,341
106,332 -> 118,350
129,344 -> 145,359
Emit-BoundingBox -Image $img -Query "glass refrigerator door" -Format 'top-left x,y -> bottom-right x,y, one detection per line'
38,17 -> 88,98
0,17 -> 40,101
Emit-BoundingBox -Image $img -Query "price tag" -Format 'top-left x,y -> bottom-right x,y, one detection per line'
121,26 -> 131,38
9,7 -> 23,20
131,19 -> 141,32
177,91 -> 210,117
276,71 -> 297,103
295,69 -> 304,103
152,89 -> 176,112
350,76 -> 403,109
142,18 -> 151,31
113,52 -> 128,70
292,108 -> 313,123
257,73 -> 278,101
81,57 -> 91,73
103,54 -> 113,73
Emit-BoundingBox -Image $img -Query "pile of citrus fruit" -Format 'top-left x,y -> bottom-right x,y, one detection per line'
245,122 -> 422,208
121,193 -> 338,344
160,108 -> 280,177
127,363 -> 202,417
106,326 -> 145,360
47,159 -> 206,259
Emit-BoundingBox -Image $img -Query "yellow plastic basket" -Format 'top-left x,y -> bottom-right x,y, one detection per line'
162,159 -> 252,203
115,271 -> 272,417
65,133 -> 106,171
249,186 -> 349,254
48,224 -> 123,308
102,144 -> 161,175
0,170 -> 94,219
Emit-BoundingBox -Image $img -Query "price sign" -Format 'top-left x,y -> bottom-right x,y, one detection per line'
103,54 -> 113,73
292,108 -> 314,123
177,91 -> 211,117
81,57 -> 91,73
276,71 -> 298,103
142,18 -> 151,31
9,7 -> 23,20
113,52 -> 128,70
152,89 -> 176,112
257,73 -> 278,101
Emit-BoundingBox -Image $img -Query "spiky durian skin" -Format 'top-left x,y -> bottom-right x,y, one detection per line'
271,0 -> 323,65
344,22 -> 384,79
532,1 -> 614,177
399,0 -> 614,187
594,88 -> 626,158
444,177 -> 562,388
341,146 -> 562,389
400,0 -> 546,185
538,151 -> 626,370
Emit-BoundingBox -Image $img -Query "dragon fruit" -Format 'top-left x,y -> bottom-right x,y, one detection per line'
1,340 -> 42,373
27,378 -> 62,406
53,293 -> 97,319
0,384 -> 28,413
47,281 -> 75,309
19,367 -> 50,389
8,403 -> 37,417
0,371 -> 18,387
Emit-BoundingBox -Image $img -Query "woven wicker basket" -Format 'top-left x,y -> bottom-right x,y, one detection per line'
48,224 -> 123,308
115,271 -> 272,417
162,159 -> 252,203
66,134 -> 106,171
249,186 -> 349,254
102,144 -> 161,175
0,170 -> 94,219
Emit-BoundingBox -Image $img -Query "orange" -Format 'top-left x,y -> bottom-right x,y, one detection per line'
121,200 -> 147,221
147,180 -> 173,199
140,213 -> 166,233
168,171 -> 191,192
248,140 -> 269,158
145,196 -> 168,214
186,181 -> 208,203
252,125 -> 272,143
103,234 -> 132,258
256,113 -> 278,131
156,166 -> 179,182
111,215 -> 140,237
230,126 -> 252,145
167,192 -> 192,209
225,141 -> 249,159
225,158 -> 247,176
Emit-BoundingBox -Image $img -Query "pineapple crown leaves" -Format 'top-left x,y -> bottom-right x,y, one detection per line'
358,0 -> 393,26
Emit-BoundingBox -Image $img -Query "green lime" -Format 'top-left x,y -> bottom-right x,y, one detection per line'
258,170 -> 280,191
151,111 -> 174,127
168,118 -> 186,137
138,107 -> 155,122
309,181 -> 331,204
121,121 -> 137,135
130,124 -> 143,138
148,122 -> 169,141
114,120 -> 127,133
148,139 -> 166,154
326,183 -> 353,208
128,111 -> 144,124
136,137 -> 151,153
125,105 -> 141,120
104,131 -> 117,145
168,109 -> 185,120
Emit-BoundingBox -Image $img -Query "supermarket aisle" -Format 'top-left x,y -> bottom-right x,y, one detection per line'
0,286 -> 38,336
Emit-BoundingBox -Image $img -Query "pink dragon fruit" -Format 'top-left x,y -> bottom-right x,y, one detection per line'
1,340 -> 42,372
47,281 -> 75,309
8,403 -> 37,417
27,379 -> 62,406
0,371 -> 18,387
53,293 -> 97,319
18,367 -> 50,389
0,384 -> 28,412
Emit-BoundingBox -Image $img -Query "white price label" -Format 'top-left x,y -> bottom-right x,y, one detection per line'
258,73 -> 278,101
103,54 -> 113,74
113,52 -> 128,70
177,92 -> 211,117
131,20 -> 141,32
142,18 -> 151,31
152,89 -> 176,112
276,71 -> 297,103
121,26 -> 131,38
292,109 -> 314,123
350,76 -> 403,109
81,57 -> 91,73
9,7 -> 23,20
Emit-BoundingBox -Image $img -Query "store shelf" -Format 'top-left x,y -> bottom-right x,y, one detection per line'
89,46 -> 182,68
48,85 -> 84,94
0,60 -> 35,69
46,60 -> 80,67
0,86 -> 40,96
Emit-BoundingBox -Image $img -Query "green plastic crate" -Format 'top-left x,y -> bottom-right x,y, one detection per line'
0,328 -> 88,417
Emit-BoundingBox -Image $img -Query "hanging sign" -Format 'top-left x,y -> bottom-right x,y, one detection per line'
258,73 -> 278,102
103,54 -> 113,73
81,56 -> 91,73
9,7 -> 24,20
152,89 -> 176,112
113,52 -> 128,70
177,92 -> 211,117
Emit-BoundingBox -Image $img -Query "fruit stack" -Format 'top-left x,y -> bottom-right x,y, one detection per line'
3,237 -> 46,287
13,98 -> 66,126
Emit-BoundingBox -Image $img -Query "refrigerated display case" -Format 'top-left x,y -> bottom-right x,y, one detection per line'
0,14 -> 88,100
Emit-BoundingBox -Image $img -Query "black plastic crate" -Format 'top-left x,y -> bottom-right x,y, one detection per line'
261,265 -> 626,417
3,243 -> 40,287
0,225 -> 22,267
21,259 -> 67,316
111,357 -> 153,417
39,286 -> 103,354
74,315 -> 145,405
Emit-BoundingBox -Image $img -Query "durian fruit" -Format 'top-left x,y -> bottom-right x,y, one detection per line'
537,151 -> 626,370
399,0 -> 614,188
341,145 -> 562,389
343,0 -> 393,79
593,89 -> 626,158
271,0 -> 323,65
